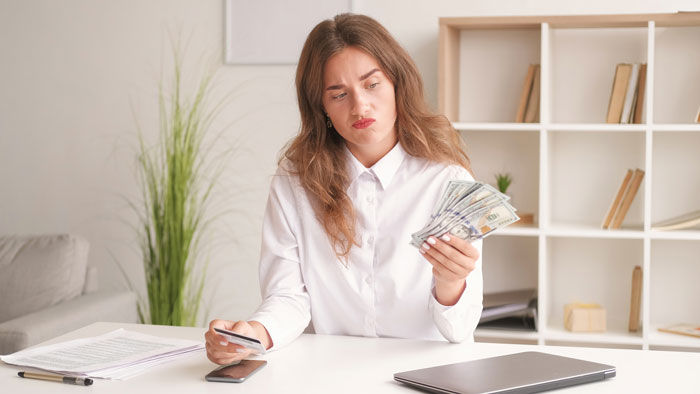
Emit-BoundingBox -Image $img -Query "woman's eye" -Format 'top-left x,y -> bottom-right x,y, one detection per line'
369,82 -> 379,89
332,92 -> 346,100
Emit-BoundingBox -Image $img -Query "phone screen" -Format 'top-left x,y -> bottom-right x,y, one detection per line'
205,360 -> 267,383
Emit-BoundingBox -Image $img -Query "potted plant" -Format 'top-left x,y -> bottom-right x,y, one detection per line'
495,172 -> 513,196
133,46 -> 226,326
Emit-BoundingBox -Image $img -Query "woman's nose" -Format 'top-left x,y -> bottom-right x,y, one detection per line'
351,91 -> 370,116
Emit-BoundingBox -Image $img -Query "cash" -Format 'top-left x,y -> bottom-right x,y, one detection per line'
410,180 -> 519,247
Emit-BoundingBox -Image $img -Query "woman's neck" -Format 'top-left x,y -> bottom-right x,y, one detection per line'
345,137 -> 398,168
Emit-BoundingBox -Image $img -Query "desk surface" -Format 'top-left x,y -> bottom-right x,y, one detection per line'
2,322 -> 698,393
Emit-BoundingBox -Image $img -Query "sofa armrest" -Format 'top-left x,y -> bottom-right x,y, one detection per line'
0,291 -> 138,355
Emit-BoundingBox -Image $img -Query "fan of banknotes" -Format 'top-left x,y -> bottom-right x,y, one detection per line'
410,180 -> 520,248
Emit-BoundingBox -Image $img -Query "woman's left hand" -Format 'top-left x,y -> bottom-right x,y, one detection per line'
420,233 -> 479,305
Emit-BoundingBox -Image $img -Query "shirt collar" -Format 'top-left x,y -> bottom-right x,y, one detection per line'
344,142 -> 407,190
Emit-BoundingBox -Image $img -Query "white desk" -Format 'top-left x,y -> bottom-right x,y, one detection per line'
1,322 -> 698,393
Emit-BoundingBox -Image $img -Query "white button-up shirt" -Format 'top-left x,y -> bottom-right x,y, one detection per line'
249,143 -> 483,350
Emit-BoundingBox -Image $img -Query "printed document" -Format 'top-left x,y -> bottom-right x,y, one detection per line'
0,329 -> 204,380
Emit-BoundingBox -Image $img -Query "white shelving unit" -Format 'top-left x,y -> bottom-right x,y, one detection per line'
439,13 -> 700,351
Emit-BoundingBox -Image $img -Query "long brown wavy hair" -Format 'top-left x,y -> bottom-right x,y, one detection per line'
283,13 -> 471,261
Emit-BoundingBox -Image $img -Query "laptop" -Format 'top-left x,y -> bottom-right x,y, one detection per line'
394,351 -> 615,394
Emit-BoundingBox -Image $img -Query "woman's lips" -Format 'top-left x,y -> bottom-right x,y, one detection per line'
352,118 -> 376,129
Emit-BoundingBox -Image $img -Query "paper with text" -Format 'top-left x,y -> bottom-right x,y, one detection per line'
0,329 -> 204,379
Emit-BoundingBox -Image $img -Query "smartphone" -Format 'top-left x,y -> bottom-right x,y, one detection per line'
214,327 -> 266,354
205,360 -> 267,383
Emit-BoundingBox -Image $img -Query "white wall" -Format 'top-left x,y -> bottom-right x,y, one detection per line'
1,0 -> 697,325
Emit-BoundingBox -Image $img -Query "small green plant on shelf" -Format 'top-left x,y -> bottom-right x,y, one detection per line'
495,172 -> 513,195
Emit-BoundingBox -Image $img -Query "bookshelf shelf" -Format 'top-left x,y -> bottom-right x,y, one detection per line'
648,326 -> 700,350
497,226 -> 540,237
547,124 -> 646,132
452,122 -> 541,131
545,224 -> 644,239
454,123 -> 700,132
653,124 -> 700,132
545,324 -> 644,346
439,12 -> 700,351
649,230 -> 700,241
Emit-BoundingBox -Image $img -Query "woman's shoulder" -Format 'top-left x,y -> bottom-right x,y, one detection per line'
270,159 -> 303,190
405,155 -> 474,182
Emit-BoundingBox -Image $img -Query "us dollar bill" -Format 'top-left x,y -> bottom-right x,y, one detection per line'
410,179 -> 519,247
444,201 -> 520,241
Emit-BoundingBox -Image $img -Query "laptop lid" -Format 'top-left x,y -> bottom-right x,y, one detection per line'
394,351 -> 616,394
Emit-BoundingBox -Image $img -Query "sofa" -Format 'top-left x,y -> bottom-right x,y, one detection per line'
0,234 -> 138,354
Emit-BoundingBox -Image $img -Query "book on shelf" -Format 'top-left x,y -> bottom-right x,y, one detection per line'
659,324 -> 700,339
633,63 -> 647,124
628,266 -> 642,332
524,65 -> 540,123
602,169 -> 633,229
695,103 -> 700,123
651,209 -> 700,231
515,64 -> 539,123
606,63 -> 647,124
620,63 -> 640,124
478,288 -> 538,331
606,63 -> 632,123
610,168 -> 645,229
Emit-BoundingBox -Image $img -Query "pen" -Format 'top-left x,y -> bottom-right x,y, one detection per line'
18,371 -> 93,386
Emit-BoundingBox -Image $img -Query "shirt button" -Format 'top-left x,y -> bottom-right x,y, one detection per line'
367,236 -> 374,246
366,195 -> 374,204
365,276 -> 373,285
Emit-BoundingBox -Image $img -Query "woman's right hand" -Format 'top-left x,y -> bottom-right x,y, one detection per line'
204,319 -> 258,365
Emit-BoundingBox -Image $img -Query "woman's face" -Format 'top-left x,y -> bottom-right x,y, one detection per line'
322,46 -> 397,167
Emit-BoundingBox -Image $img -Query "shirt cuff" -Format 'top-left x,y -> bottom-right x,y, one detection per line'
429,284 -> 481,343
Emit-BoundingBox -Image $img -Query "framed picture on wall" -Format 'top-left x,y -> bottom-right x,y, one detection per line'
224,0 -> 353,64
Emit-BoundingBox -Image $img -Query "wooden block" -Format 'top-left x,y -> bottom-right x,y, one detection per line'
564,303 -> 606,332
510,213 -> 534,226
629,266 -> 642,332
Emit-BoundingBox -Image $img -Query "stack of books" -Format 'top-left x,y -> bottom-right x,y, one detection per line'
602,168 -> 645,229
515,64 -> 540,123
606,63 -> 647,124
652,210 -> 700,231
478,288 -> 538,331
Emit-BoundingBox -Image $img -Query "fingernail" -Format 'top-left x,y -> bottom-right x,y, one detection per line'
235,348 -> 246,353
441,234 -> 451,242
421,242 -> 430,250
419,248 -> 425,254
427,237 -> 437,245
219,341 -> 228,346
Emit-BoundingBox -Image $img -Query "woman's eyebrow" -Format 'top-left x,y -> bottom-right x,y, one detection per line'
326,68 -> 380,91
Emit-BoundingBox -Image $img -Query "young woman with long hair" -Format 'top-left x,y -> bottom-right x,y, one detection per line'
205,13 -> 483,365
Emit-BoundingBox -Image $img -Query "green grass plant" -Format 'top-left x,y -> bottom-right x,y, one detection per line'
134,45 -> 222,327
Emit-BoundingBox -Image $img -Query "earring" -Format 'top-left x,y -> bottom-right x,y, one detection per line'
325,113 -> 333,129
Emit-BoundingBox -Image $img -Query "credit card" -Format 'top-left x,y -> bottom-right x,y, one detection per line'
214,327 -> 267,354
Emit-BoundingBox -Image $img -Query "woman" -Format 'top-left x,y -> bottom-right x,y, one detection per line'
205,13 -> 483,365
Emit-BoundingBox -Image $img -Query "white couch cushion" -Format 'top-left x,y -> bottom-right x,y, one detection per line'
0,234 -> 89,323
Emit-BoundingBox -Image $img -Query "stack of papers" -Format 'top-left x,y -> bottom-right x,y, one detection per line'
0,329 -> 204,380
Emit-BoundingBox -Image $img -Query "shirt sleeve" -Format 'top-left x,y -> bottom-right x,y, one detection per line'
428,238 -> 484,343
248,170 -> 311,350
427,166 -> 485,343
